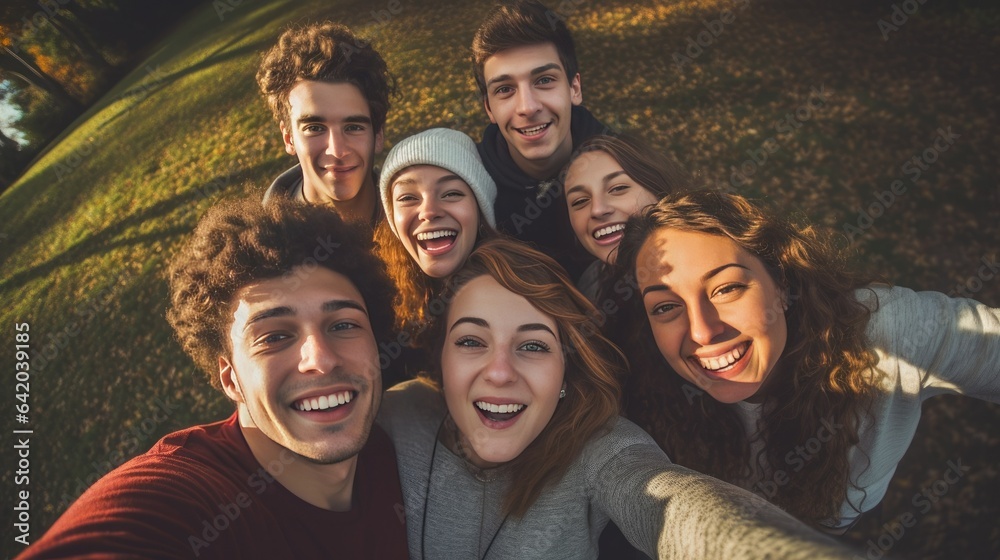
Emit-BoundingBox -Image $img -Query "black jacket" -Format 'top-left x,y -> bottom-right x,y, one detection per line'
477,105 -> 609,279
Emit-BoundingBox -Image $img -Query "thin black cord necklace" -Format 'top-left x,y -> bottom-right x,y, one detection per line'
420,415 -> 509,560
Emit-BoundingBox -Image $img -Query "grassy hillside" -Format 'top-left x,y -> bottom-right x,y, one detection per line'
2,0 -> 997,557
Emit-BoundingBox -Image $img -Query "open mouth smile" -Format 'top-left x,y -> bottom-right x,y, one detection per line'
292,390 -> 355,412
515,123 -> 550,137
474,400 -> 527,425
592,223 -> 625,244
415,229 -> 457,255
689,341 -> 752,378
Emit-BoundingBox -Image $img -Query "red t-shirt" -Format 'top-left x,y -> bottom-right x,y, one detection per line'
19,413 -> 409,559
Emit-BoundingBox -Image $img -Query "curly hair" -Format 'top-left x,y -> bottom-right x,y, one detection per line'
167,197 -> 395,391
607,190 -> 881,525
424,237 -> 623,518
471,0 -> 579,98
256,21 -> 396,132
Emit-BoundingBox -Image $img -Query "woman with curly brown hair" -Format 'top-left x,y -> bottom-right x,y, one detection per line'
608,190 -> 1000,533
377,237 -> 852,559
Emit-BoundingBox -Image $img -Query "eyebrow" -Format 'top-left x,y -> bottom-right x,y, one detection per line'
565,169 -> 629,197
323,299 -> 369,315
296,114 -> 372,125
437,174 -> 464,185
243,299 -> 368,331
449,317 -> 557,338
485,62 -> 563,88
640,263 -> 750,297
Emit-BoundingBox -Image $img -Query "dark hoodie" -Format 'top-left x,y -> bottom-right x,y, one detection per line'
477,105 -> 609,279
261,164 -> 384,228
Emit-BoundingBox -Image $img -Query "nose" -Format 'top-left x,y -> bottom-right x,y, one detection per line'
514,87 -> 542,116
483,349 -> 519,386
418,196 -> 443,221
326,129 -> 349,159
590,193 -> 613,219
299,332 -> 339,374
687,299 -> 725,346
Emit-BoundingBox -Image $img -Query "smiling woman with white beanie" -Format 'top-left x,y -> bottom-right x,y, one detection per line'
374,128 -> 499,347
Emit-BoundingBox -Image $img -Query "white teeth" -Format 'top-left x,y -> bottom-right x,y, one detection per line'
593,224 -> 625,239
294,390 -> 353,411
416,230 -> 457,241
697,343 -> 749,372
519,123 -> 548,135
475,401 -> 525,414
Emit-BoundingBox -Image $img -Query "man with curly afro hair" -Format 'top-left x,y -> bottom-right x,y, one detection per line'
20,198 -> 409,559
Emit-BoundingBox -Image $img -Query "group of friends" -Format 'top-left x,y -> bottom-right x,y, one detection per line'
20,1 -> 999,559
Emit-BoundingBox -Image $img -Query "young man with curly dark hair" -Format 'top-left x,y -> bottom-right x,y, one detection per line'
257,22 -> 396,226
20,199 -> 408,559
472,0 -> 608,279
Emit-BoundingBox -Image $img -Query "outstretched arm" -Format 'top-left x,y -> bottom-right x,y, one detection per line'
590,419 -> 854,560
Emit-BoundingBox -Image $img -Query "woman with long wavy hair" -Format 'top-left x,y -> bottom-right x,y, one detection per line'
608,190 -> 1000,532
377,237 -> 851,559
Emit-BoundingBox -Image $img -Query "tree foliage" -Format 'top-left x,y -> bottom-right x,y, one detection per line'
0,0 -> 203,184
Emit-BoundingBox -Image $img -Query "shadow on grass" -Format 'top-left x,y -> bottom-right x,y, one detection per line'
97,41 -> 272,132
0,161 -> 277,293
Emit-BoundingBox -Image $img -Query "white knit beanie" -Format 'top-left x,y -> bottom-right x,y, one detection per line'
379,128 -> 497,237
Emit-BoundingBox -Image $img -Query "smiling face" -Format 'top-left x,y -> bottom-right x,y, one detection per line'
281,81 -> 384,214
482,43 -> 583,180
441,275 -> 565,467
636,229 -> 788,403
565,150 -> 660,264
219,266 -> 382,465
391,165 -> 481,278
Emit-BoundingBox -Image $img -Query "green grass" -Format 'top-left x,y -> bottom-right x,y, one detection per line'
2,0 -> 998,557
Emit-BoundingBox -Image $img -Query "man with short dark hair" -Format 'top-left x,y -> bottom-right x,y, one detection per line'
472,0 -> 608,277
257,22 -> 396,226
20,199 -> 408,559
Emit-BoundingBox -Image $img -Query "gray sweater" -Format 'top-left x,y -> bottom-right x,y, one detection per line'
735,285 -> 1000,530
377,380 -> 851,560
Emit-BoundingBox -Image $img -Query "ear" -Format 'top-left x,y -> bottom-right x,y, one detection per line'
483,95 -> 497,124
219,356 -> 244,403
280,121 -> 296,156
569,73 -> 583,106
374,127 -> 385,155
